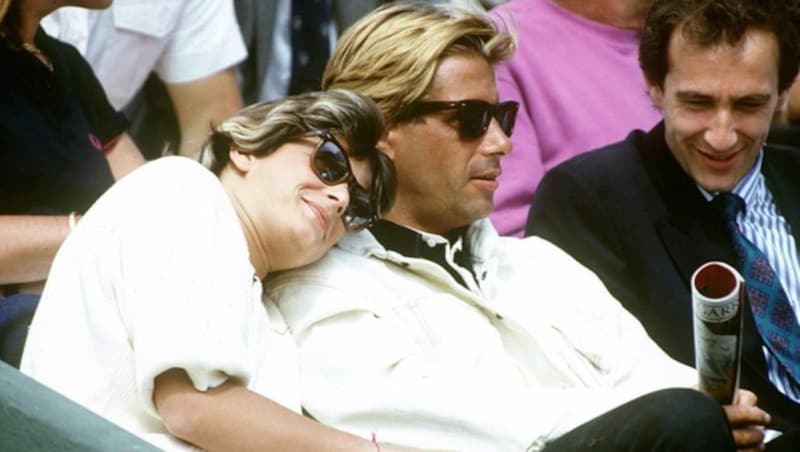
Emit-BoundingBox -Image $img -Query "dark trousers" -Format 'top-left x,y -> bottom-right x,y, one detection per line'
542,388 -> 735,452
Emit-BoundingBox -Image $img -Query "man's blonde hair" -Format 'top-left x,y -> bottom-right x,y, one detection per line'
322,2 -> 514,126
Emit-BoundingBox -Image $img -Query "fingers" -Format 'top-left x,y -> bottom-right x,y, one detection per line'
724,403 -> 770,426
724,400 -> 769,450
734,389 -> 758,406
731,425 -> 765,450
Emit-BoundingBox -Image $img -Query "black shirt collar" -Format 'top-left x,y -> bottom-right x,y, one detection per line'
370,220 -> 476,288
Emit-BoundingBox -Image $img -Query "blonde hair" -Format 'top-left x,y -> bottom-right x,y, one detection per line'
199,89 -> 395,215
0,0 -> 10,23
323,2 -> 514,126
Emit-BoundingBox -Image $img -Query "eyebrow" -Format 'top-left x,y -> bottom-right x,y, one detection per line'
675,90 -> 772,103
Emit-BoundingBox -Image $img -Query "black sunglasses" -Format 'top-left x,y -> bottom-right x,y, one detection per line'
404,99 -> 519,140
306,131 -> 378,231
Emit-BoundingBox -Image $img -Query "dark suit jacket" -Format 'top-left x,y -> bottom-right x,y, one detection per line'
526,121 -> 800,431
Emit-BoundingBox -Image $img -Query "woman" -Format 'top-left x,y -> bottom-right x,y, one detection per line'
21,89 -> 404,451
0,0 -> 145,365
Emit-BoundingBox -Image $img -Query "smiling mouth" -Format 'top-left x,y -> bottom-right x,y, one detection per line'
700,150 -> 737,161
306,201 -> 330,231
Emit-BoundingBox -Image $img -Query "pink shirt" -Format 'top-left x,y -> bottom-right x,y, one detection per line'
491,0 -> 661,236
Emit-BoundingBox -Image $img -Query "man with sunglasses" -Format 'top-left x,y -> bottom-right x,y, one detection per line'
267,3 -> 768,451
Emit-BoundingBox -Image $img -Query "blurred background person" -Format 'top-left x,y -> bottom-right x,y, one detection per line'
489,0 -> 659,237
43,0 -> 246,158
0,0 -> 144,367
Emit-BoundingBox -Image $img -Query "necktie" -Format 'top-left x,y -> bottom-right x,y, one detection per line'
288,0 -> 331,95
712,192 -> 800,384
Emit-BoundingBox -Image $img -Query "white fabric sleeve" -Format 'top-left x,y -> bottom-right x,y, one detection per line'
155,0 -> 247,83
114,162 -> 262,419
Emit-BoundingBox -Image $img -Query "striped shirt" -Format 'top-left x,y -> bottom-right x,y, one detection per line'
699,151 -> 800,402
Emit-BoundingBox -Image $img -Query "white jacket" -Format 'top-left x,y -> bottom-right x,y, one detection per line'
268,219 -> 695,452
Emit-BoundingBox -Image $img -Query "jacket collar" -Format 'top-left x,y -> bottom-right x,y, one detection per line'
336,218 -> 499,264
635,121 -> 738,285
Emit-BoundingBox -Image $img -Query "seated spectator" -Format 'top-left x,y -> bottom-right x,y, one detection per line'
0,0 -> 144,367
489,0 -> 660,237
527,0 -> 800,445
20,89 -> 412,451
43,0 -> 246,158
234,0 -> 380,105
267,4 -> 769,451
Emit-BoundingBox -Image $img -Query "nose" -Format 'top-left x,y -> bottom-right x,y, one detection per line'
704,110 -> 737,152
481,118 -> 513,156
325,183 -> 350,216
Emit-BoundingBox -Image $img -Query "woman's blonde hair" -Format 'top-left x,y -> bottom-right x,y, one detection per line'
199,89 -> 395,215
322,2 -> 514,126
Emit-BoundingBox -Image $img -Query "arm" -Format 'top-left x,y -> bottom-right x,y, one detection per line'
165,68 -> 243,158
0,136 -> 142,286
0,215 -> 73,285
154,368 -> 382,452
105,133 -> 146,180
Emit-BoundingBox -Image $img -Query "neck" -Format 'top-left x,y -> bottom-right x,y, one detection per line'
1,1 -> 57,43
382,206 -> 469,238
553,0 -> 651,30
226,189 -> 271,280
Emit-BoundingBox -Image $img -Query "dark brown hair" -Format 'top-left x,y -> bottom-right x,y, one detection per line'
640,0 -> 800,92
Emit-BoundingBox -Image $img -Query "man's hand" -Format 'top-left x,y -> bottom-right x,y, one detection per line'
723,389 -> 770,451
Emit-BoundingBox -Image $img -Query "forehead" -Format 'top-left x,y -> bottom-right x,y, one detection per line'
427,54 -> 498,102
665,27 -> 780,91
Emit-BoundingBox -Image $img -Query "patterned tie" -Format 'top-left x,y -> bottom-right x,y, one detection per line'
288,0 -> 331,94
712,192 -> 800,384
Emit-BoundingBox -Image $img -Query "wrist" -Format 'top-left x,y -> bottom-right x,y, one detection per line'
67,212 -> 78,232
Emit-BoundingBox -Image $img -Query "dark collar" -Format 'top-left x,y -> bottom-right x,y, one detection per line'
370,220 -> 475,288
369,220 -> 467,257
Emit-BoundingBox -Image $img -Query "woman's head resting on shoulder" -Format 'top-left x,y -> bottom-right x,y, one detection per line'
199,89 -> 395,274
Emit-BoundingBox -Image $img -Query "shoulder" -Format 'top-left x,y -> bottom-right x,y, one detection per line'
127,156 -> 215,183
538,130 -> 645,194
106,156 -> 225,207
492,236 -> 617,305
764,142 -> 800,167
270,234 -> 377,290
39,31 -> 95,78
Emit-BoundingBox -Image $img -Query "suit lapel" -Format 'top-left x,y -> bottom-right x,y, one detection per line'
637,123 -> 738,286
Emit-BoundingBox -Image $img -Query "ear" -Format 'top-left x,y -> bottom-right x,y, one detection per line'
777,89 -> 790,113
376,132 -> 395,160
228,147 -> 254,174
647,82 -> 664,110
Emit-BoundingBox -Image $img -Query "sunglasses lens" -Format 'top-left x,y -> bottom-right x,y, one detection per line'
497,102 -> 518,137
342,186 -> 375,231
459,103 -> 492,140
313,141 -> 350,185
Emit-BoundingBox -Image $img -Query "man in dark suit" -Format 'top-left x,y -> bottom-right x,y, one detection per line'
526,0 -> 800,443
